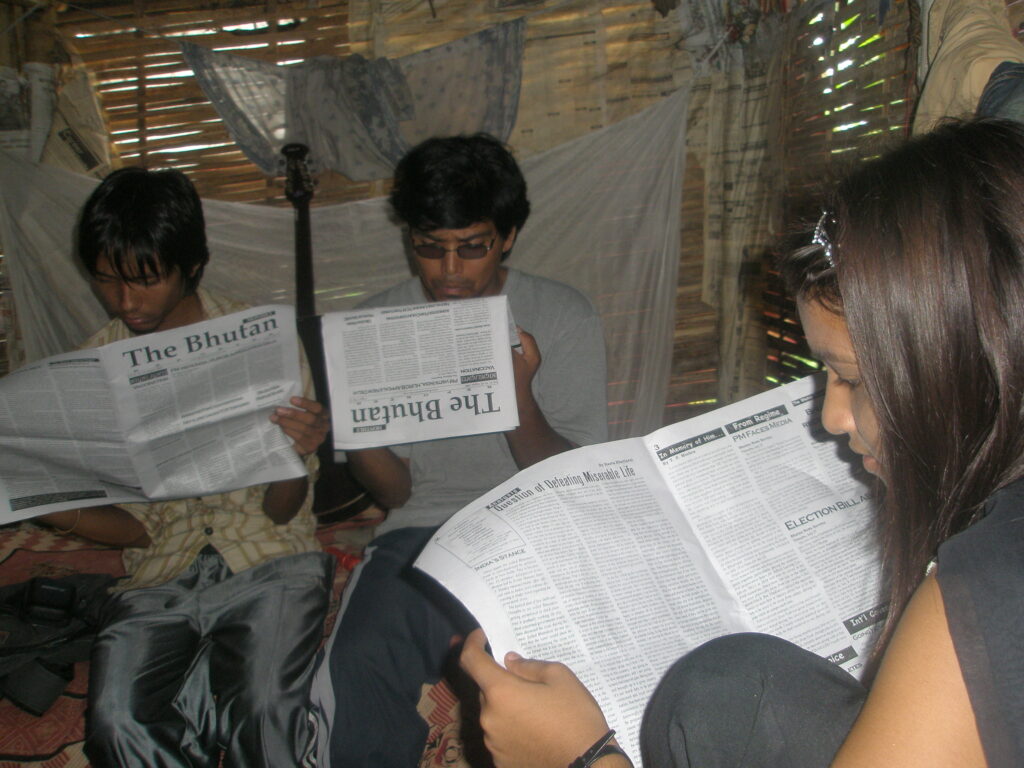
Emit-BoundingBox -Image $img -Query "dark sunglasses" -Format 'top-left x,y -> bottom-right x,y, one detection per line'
411,236 -> 496,260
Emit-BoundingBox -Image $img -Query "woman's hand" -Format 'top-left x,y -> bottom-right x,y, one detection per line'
460,629 -> 620,768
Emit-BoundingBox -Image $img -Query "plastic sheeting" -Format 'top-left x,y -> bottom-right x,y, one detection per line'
0,87 -> 688,439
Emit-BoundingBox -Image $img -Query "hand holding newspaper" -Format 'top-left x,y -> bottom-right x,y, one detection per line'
414,376 -> 885,764
323,295 -> 521,449
0,305 -> 307,524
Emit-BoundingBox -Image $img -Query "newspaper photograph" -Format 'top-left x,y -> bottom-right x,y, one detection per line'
0,305 -> 307,524
323,295 -> 520,450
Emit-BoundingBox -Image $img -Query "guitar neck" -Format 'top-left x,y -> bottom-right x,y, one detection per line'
282,143 -> 316,321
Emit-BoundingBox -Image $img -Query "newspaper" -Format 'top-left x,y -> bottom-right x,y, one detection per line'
0,305 -> 307,524
323,295 -> 520,450
415,375 -> 886,764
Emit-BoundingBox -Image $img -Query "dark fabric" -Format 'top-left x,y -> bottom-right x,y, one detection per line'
976,61 -> 1024,124
85,549 -> 334,768
640,633 -> 866,768
937,476 -> 1024,767
0,573 -> 115,716
0,573 -> 115,676
321,526 -> 476,768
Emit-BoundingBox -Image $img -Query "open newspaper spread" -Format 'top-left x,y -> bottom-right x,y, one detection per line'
0,305 -> 307,524
323,295 -> 520,449
414,375 -> 885,764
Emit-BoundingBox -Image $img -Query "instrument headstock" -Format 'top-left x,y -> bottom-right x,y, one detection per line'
282,143 -> 314,206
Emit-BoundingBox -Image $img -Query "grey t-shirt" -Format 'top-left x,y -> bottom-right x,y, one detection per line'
359,268 -> 608,534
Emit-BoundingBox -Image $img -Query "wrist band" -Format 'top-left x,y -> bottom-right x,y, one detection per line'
569,729 -> 632,768
53,510 -> 82,535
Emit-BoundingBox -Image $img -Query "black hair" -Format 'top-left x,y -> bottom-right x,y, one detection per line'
389,133 -> 530,258
78,167 -> 209,292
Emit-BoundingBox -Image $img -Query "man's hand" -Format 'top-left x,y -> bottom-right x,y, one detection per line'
270,396 -> 330,457
511,327 -> 542,398
505,328 -> 574,469
262,397 -> 329,523
460,629 -> 625,768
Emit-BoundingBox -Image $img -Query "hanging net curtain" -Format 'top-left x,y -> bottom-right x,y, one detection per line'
181,19 -> 526,181
0,87 -> 689,440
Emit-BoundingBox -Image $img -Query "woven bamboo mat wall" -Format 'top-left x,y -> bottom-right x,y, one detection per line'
46,0 -> 720,423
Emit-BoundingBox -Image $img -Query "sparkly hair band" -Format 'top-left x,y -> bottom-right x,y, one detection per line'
812,210 -> 835,269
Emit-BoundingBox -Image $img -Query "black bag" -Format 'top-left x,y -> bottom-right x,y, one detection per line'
0,573 -> 115,716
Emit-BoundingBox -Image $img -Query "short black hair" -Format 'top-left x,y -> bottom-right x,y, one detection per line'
78,167 -> 209,292
389,134 -> 530,246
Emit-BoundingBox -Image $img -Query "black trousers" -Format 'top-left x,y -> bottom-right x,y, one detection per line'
86,550 -> 334,768
641,633 -> 867,768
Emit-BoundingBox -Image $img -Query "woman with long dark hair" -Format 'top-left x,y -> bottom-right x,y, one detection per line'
460,118 -> 1024,767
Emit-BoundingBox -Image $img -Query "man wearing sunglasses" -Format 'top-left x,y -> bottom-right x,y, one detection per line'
310,134 -> 608,767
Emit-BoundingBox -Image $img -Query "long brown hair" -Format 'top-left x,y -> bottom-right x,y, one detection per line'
781,118 -> 1024,651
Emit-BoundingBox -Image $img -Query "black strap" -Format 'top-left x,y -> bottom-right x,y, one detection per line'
568,729 -> 632,768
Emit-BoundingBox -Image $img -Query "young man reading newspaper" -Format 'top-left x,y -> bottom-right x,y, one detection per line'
309,134 -> 609,767
39,167 -> 334,767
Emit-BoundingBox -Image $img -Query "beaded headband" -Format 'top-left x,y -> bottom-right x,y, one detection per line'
812,210 -> 836,269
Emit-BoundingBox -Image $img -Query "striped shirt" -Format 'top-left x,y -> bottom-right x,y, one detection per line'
82,288 -> 320,590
